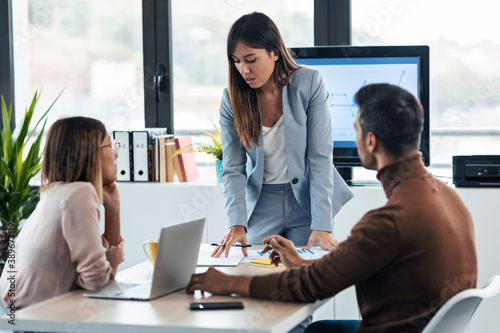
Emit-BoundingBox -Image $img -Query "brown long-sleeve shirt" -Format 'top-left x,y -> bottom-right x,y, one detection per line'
250,154 -> 477,333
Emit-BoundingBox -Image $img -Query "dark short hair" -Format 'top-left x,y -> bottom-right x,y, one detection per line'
354,83 -> 424,158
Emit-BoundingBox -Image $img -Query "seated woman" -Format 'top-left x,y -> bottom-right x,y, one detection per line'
0,116 -> 125,309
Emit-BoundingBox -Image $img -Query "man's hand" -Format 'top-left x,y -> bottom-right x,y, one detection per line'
186,267 -> 251,296
261,235 -> 306,269
302,230 -> 340,250
211,226 -> 248,258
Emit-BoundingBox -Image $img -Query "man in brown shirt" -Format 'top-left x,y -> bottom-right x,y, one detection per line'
187,83 -> 478,333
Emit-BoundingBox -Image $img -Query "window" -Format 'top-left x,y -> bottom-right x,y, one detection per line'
7,0 -> 315,166
171,0 -> 314,133
12,0 -> 144,129
352,0 -> 500,167
11,0 -> 314,137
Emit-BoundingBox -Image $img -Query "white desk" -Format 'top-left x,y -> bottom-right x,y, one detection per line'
0,247 -> 327,333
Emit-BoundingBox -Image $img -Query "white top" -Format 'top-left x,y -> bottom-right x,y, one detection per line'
0,182 -> 125,309
262,115 -> 289,184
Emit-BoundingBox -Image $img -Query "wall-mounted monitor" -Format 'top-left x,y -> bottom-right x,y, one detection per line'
291,45 -> 430,182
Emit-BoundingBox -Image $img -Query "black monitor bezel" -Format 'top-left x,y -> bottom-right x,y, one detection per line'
290,45 -> 430,167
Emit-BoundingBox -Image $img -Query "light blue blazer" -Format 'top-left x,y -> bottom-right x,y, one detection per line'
219,67 -> 353,232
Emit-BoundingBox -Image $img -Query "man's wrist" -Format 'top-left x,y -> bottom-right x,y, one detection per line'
227,275 -> 252,296
301,258 -> 315,267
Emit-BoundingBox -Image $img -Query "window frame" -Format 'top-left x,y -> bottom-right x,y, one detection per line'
143,0 -> 174,133
314,0 -> 351,46
0,0 -> 15,128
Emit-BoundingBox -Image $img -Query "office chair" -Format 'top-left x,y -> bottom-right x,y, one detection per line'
422,275 -> 500,333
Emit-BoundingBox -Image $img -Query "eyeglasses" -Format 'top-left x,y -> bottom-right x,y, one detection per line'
101,139 -> 120,154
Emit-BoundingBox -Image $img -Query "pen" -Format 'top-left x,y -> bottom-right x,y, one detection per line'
210,243 -> 252,248
260,243 -> 273,255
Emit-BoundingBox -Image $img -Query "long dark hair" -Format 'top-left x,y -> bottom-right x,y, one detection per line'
227,12 -> 300,148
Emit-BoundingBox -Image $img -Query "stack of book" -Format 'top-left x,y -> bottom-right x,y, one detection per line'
113,129 -> 199,183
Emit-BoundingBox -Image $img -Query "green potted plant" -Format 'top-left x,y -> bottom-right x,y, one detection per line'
173,120 -> 223,182
0,92 -> 56,274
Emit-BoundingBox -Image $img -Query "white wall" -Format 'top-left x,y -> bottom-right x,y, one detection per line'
113,180 -> 500,332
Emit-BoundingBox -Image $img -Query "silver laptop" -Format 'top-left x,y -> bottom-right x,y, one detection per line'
84,218 -> 205,301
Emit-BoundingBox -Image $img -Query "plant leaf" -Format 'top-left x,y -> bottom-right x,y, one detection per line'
0,90 -> 58,234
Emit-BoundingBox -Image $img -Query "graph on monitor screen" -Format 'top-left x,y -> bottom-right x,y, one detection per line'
306,58 -> 419,147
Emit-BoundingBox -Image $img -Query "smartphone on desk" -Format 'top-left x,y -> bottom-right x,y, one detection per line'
189,301 -> 244,310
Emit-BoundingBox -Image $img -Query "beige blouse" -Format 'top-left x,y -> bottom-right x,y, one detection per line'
0,182 -> 125,309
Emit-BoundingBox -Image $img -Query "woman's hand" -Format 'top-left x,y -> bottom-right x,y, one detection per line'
211,226 -> 248,258
186,267 -> 251,296
303,230 -> 340,251
103,182 -> 121,246
261,235 -> 306,269
103,182 -> 120,211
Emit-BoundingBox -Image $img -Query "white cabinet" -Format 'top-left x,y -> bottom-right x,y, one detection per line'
457,188 -> 500,333
114,181 -> 500,332
115,182 -> 223,269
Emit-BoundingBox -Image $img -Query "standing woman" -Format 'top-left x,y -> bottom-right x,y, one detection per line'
213,12 -> 353,258
0,116 -> 125,309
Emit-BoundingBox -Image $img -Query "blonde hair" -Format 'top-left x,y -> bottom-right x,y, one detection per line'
227,12 -> 301,148
41,116 -> 106,202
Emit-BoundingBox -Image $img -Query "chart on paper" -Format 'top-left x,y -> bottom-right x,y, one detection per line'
241,246 -> 330,263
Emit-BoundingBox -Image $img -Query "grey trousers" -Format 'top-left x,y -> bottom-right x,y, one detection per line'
246,182 -> 316,333
247,182 -> 313,246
